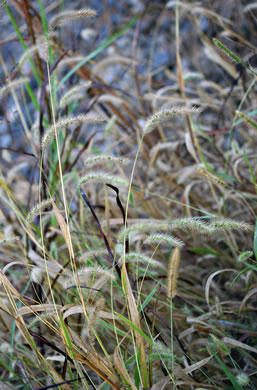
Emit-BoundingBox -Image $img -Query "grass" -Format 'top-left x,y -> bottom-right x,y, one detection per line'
0,0 -> 257,389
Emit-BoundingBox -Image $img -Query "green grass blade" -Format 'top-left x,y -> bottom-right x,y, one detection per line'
138,282 -> 160,314
213,38 -> 257,78
254,219 -> 257,261
115,312 -> 153,346
243,149 -> 257,189
212,352 -> 242,390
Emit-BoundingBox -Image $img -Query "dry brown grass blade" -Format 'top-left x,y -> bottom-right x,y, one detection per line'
239,287 -> 257,313
16,304 -> 62,317
75,352 -> 121,390
61,58 -> 151,147
150,377 -> 171,390
15,317 -> 72,389
223,337 -> 257,355
62,304 -> 119,320
51,199 -> 73,259
183,355 -> 213,375
66,328 -> 120,387
121,264 -> 147,386
205,269 -> 236,309
0,270 -> 21,301
113,348 -> 137,390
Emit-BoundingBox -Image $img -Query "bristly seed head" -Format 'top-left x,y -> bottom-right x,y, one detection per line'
143,106 -> 199,134
49,8 -> 97,32
236,372 -> 250,387
144,233 -> 185,248
59,81 -> 92,108
78,249 -> 107,263
31,267 -> 43,284
26,199 -> 53,223
209,218 -> 254,232
80,172 -> 128,187
0,77 -> 30,99
123,252 -> 164,269
41,115 -> 104,151
84,155 -> 130,167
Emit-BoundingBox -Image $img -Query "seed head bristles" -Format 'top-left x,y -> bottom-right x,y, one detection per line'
118,221 -> 170,242
49,8 -> 97,33
166,247 -> 181,299
0,236 -> 19,246
31,267 -> 43,284
80,172 -> 128,187
145,234 -> 185,248
123,252 -> 164,269
87,297 -> 105,348
143,107 -> 198,134
0,342 -> 12,353
0,77 -> 30,99
78,248 -> 107,263
58,56 -> 85,67
41,115 -> 104,150
26,199 -> 53,223
235,372 -> 250,387
84,155 -> 130,167
209,218 -> 254,232
64,266 -> 115,289
18,44 -> 44,69
170,218 -> 215,234
150,341 -> 174,360
78,266 -> 115,283
60,81 -> 92,108
210,334 -> 230,355
197,167 -> 227,187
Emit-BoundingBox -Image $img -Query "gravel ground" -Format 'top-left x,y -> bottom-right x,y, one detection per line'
0,0 -> 256,150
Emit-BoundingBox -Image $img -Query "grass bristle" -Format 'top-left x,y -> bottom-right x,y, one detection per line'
143,106 -> 198,134
0,77 -> 30,98
79,172 -> 128,187
144,233 -> 185,248
41,115 -> 104,150
49,8 -> 97,32
124,252 -> 164,269
84,155 -> 130,167
26,199 -> 53,223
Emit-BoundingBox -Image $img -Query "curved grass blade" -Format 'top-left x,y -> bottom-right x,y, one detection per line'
106,183 -> 129,253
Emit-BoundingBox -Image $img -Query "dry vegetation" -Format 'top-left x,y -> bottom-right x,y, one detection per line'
0,1 -> 257,389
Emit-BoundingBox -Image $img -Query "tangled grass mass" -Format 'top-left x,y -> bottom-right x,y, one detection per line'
0,1 -> 257,389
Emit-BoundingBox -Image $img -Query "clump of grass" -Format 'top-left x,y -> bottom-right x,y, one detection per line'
1,1 -> 256,389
